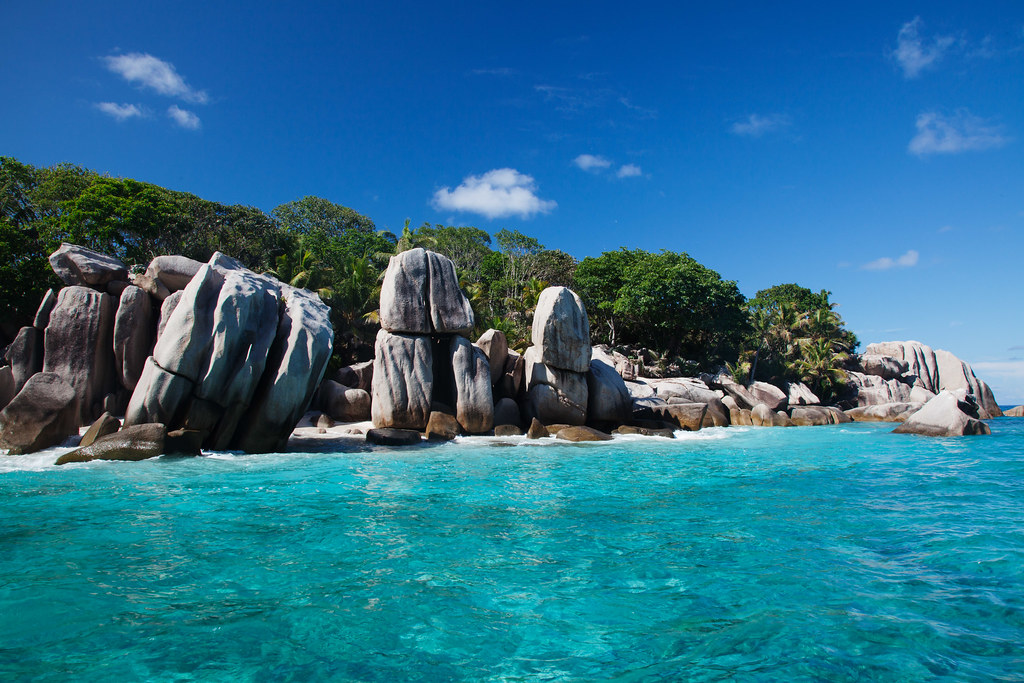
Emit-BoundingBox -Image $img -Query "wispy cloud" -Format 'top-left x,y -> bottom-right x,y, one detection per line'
730,113 -> 791,137
573,154 -> 611,172
938,225 -> 955,233
103,52 -> 208,104
471,67 -> 520,77
617,164 -> 642,178
909,110 -> 1009,156
863,249 -> 919,270
95,102 -> 144,121
432,168 -> 556,220
893,17 -> 955,78
167,105 -> 201,130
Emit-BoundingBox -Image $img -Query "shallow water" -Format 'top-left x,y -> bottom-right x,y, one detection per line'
2,421 -> 1024,681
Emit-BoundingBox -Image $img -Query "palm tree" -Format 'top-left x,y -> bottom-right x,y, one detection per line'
794,338 -> 849,402
268,242 -> 334,301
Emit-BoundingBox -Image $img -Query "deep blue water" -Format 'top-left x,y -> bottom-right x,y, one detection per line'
2,420 -> 1024,681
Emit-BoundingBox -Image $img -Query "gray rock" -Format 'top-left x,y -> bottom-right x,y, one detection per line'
634,401 -> 707,431
124,357 -> 195,428
893,391 -> 991,436
531,287 -> 590,373
859,354 -> 907,380
113,286 -> 154,391
130,271 -> 171,301
152,264 -> 225,382
747,381 -> 788,411
145,255 -> 204,293
106,280 -> 130,297
651,377 -> 721,404
790,406 -> 852,426
864,341 -> 1001,418
497,349 -> 524,400
0,373 -> 80,454
378,249 -> 473,335
587,356 -> 632,425
33,289 -> 57,329
332,360 -> 373,391
523,345 -> 587,425
702,397 -> 730,427
783,381 -> 819,407
321,380 -> 372,422
56,423 -> 167,465
0,367 -> 14,412
370,329 -> 433,430
846,371 -> 912,406
625,379 -> 656,399
476,329 -> 509,386
48,243 -> 128,288
366,428 -> 422,446
614,425 -> 676,438
235,284 -> 333,452
5,326 -> 43,393
43,286 -> 116,424
451,336 -> 494,434
845,403 -> 923,423
80,412 -> 121,448
493,398 -> 522,427
155,290 -> 183,343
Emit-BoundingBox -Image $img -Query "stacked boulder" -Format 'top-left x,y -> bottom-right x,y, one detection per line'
370,248 -> 493,434
522,287 -> 593,426
0,243 -> 333,456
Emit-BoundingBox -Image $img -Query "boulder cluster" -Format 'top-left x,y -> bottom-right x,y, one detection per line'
0,244 -> 332,457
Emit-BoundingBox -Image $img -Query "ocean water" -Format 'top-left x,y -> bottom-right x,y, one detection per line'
2,421 -> 1024,681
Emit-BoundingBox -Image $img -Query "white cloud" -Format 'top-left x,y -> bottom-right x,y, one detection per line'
573,154 -> 612,172
863,249 -> 919,270
893,17 -> 955,78
103,52 -> 208,103
431,168 -> 556,219
909,110 -> 1009,156
95,102 -> 143,121
617,163 -> 642,178
730,113 -> 791,137
167,105 -> 201,130
971,360 -> 1024,404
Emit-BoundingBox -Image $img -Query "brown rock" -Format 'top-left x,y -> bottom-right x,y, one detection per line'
0,372 -> 80,454
494,424 -> 524,437
56,423 -> 167,465
80,412 -> 121,448
526,418 -> 549,439
556,425 -> 613,442
425,411 -> 460,441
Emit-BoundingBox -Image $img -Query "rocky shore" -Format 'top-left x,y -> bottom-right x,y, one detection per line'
0,245 -> 1013,464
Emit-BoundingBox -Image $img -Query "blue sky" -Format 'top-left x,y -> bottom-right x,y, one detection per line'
3,1 -> 1023,403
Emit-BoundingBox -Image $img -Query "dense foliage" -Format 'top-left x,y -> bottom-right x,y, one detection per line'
0,157 -> 858,382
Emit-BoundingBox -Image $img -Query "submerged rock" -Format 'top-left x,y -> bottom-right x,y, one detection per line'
56,423 -> 167,465
366,428 -> 422,446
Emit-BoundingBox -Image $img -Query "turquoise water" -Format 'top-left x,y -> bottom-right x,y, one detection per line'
2,421 -> 1024,681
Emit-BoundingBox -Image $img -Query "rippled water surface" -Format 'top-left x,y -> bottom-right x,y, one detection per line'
3,421 -> 1024,681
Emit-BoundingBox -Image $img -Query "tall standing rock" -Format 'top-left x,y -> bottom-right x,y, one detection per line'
112,286 -> 155,391
523,346 -> 588,425
42,286 -> 116,424
587,354 -> 632,425
5,326 -> 43,393
450,335 -> 493,433
371,330 -> 433,430
531,287 -> 591,372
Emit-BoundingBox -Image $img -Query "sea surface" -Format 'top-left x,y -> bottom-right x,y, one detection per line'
2,420 -> 1024,681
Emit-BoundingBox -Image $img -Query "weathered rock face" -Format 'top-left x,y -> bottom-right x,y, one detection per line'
80,412 -> 122,448
450,336 -> 494,434
493,397 -> 522,427
846,371 -> 912,406
476,329 -> 509,387
425,411 -> 460,441
113,286 -> 154,391
783,381 -> 819,407
48,243 -> 128,288
126,254 -> 332,453
1004,405 -> 1024,417
320,381 -> 372,422
145,255 -> 204,294
497,350 -> 524,400
0,373 -> 80,454
371,330 -> 433,430
379,248 -> 473,335
790,406 -> 852,426
43,286 -> 116,424
556,425 -> 613,442
845,403 -> 923,423
893,391 -> 991,436
863,341 -> 1001,418
33,289 -> 57,329
0,367 -> 15,412
859,354 -> 907,380
332,361 -> 373,391
713,375 -> 761,410
651,377 -> 722,404
523,346 -> 588,425
5,326 -> 43,393
748,381 -> 788,411
531,287 -> 590,373
587,355 -> 632,425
